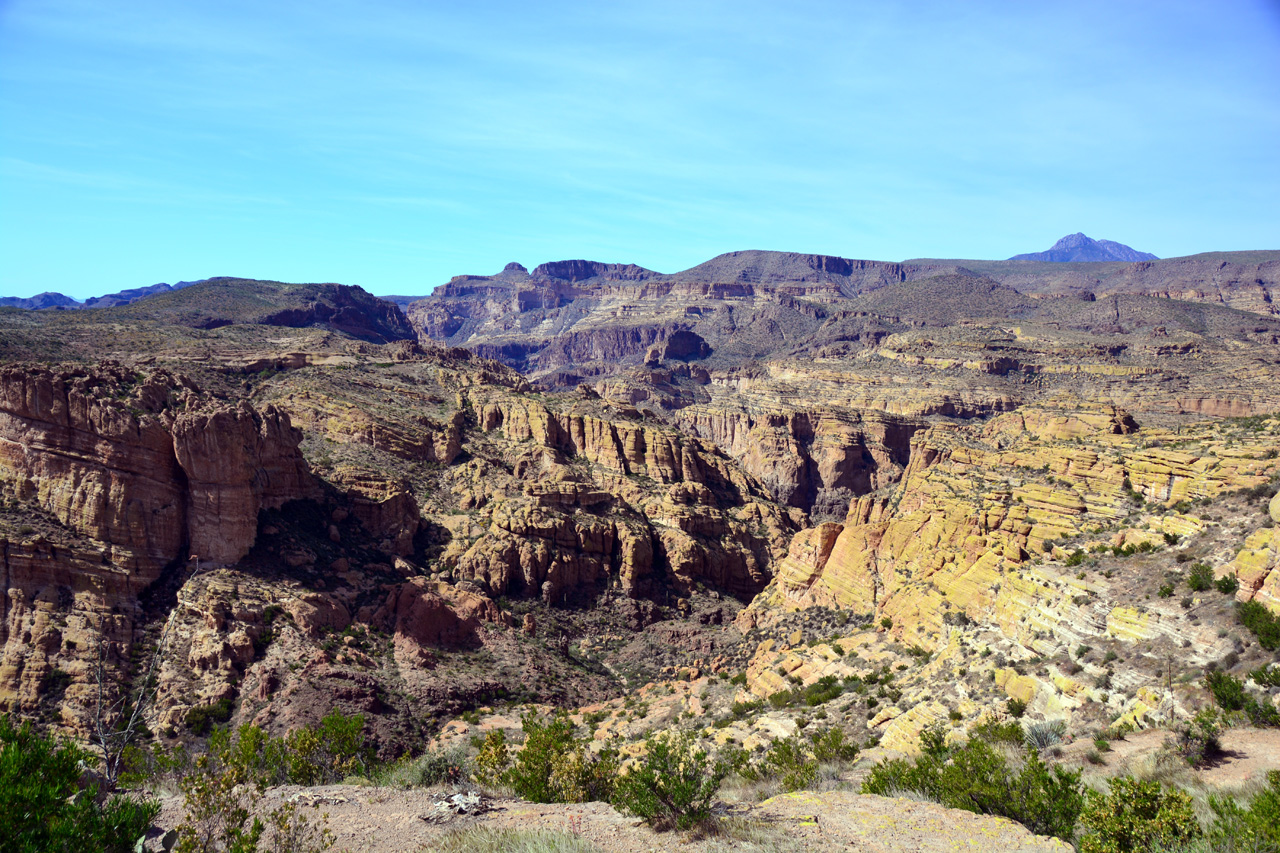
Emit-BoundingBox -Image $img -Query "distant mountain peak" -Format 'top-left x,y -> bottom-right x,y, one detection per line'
1010,233 -> 1157,263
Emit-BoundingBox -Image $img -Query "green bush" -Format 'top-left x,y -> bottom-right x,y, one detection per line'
1206,668 -> 1279,726
767,689 -> 793,709
1205,769 -> 1280,853
0,715 -> 158,853
1215,574 -> 1240,595
1187,563 -> 1214,592
801,675 -> 845,706
1023,719 -> 1067,751
761,734 -> 817,791
174,753 -> 334,853
1238,600 -> 1280,650
861,727 -> 1082,841
1005,698 -> 1028,718
473,730 -> 510,786
1077,777 -> 1200,853
968,718 -> 1024,745
808,725 -> 859,762
1251,666 -> 1280,689
504,712 -> 615,804
186,697 -> 234,736
207,710 -> 372,787
1205,670 -> 1248,712
612,731 -> 726,831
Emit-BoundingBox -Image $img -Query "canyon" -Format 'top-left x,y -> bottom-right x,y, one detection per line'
0,247 -> 1277,786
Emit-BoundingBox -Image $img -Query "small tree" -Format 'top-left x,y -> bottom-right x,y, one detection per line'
612,731 -> 727,831
93,612 -> 175,787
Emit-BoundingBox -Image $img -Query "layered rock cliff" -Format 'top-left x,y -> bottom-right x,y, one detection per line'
0,363 -> 316,732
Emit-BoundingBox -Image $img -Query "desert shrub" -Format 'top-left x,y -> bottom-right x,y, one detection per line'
1187,563 -> 1214,592
1077,776 -> 1200,853
214,711 -> 372,787
1205,670 -> 1249,712
801,675 -> 845,706
186,697 -> 234,736
1005,698 -> 1028,718
861,728 -> 1083,841
1202,667 -> 1280,728
1158,583 -> 1175,598
174,754 -> 263,853
170,714 -> 366,853
1023,719 -> 1067,751
473,729 -> 510,786
413,743 -> 471,787
1245,696 -> 1280,728
504,711 -> 615,804
1238,600 -> 1280,650
808,725 -> 859,762
1204,769 -> 1280,853
761,734 -> 817,791
612,731 -> 726,831
969,718 -> 1024,745
767,690 -> 793,709
173,752 -> 334,853
119,740 -> 194,789
0,715 -> 159,853
1215,574 -> 1240,595
1251,665 -> 1280,689
1167,709 -> 1222,767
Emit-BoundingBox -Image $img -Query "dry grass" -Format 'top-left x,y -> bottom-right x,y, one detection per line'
419,826 -> 604,853
691,816 -> 808,853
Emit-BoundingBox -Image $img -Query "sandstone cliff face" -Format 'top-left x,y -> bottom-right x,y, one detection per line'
1224,490 -> 1280,611
722,406 -> 1279,753
250,350 -> 798,603
452,393 -> 798,600
0,364 -> 315,730
752,405 -> 1276,622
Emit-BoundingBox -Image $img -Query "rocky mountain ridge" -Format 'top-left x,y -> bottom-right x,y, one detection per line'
406,249 -> 1280,387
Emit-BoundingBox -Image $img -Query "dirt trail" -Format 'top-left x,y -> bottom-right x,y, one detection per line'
152,787 -> 1069,853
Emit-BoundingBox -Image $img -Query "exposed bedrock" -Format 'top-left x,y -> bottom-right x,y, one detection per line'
668,406 -> 922,515
453,394 -> 799,600
0,363 -> 317,728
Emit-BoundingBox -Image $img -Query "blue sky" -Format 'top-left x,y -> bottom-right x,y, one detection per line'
1,0 -> 1278,299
